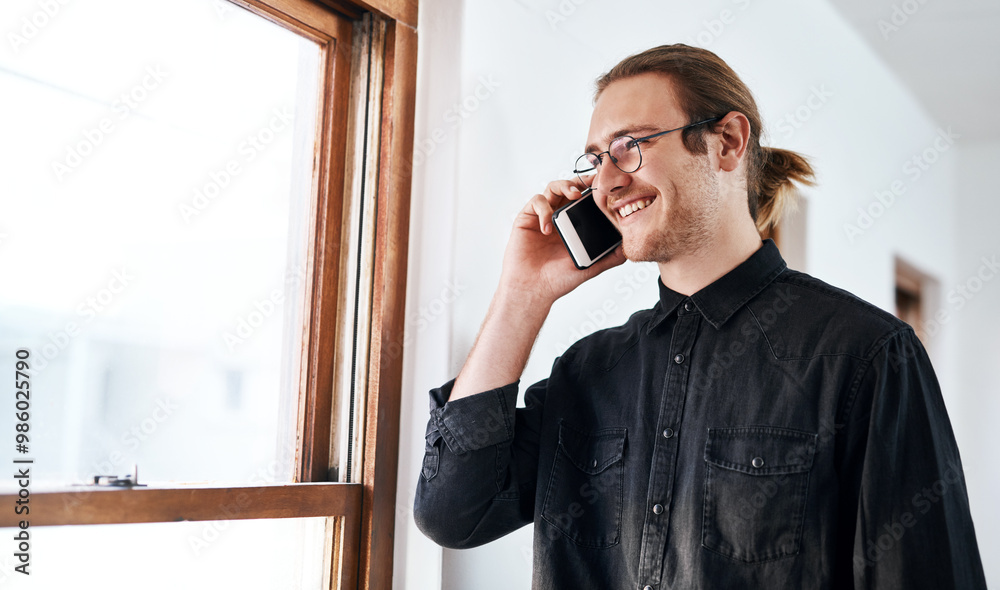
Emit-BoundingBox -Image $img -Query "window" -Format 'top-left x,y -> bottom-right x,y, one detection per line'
895,256 -> 937,348
0,0 -> 417,587
896,275 -> 922,330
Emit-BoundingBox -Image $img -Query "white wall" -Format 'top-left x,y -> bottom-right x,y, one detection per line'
396,0 -> 996,587
953,140 -> 1000,582
393,1 -> 463,588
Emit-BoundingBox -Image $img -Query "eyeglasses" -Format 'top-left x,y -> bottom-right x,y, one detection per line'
573,117 -> 722,185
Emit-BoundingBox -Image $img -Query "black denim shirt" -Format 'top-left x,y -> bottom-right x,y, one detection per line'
414,241 -> 986,589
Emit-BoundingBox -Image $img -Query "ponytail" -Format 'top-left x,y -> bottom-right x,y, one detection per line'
751,147 -> 815,235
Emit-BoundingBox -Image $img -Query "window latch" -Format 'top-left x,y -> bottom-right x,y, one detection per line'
91,464 -> 146,487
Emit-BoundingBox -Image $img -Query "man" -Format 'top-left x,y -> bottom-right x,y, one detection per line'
414,44 -> 985,589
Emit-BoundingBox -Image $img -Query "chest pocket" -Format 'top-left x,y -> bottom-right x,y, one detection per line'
702,426 -> 817,563
541,422 -> 627,548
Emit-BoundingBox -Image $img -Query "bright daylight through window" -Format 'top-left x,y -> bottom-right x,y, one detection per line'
0,0 -> 328,586
0,0 -> 319,487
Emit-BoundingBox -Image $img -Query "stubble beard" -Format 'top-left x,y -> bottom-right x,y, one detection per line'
622,156 -> 722,263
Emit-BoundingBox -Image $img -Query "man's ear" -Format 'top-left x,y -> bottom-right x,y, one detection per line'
714,112 -> 750,172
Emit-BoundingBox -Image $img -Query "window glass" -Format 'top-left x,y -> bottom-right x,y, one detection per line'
0,517 -> 328,587
0,0 -> 321,486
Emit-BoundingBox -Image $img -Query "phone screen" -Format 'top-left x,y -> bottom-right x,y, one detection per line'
564,195 -> 620,260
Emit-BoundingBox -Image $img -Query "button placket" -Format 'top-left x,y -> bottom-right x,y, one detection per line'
637,309 -> 700,587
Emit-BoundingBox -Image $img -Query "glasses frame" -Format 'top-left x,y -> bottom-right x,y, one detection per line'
574,116 -> 723,181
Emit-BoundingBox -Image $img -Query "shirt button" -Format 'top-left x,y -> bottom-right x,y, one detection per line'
684,302 -> 694,312
652,504 -> 663,515
592,460 -> 598,468
644,586 -> 654,590
673,353 -> 684,364
662,428 -> 675,439
752,456 -> 764,468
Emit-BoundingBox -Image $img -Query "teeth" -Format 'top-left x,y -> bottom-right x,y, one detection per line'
618,198 -> 653,218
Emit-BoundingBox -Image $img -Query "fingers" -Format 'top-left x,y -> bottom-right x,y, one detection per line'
543,178 -> 590,203
575,173 -> 596,192
517,178 -> 596,235
519,193 -> 555,234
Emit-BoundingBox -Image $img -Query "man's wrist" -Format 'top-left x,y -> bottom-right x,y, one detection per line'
494,282 -> 556,319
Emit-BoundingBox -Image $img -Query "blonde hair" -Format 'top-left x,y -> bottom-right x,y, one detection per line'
595,44 -> 814,234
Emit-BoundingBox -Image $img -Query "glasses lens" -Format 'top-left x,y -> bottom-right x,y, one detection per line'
609,136 -> 640,173
574,153 -> 598,185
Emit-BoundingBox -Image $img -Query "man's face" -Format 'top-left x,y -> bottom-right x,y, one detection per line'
586,73 -> 724,263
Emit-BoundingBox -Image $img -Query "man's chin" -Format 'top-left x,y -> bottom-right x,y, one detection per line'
622,235 -> 671,264
622,239 -> 654,263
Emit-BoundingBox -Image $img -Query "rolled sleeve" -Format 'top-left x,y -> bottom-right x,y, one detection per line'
415,378 -> 538,549
427,379 -> 518,455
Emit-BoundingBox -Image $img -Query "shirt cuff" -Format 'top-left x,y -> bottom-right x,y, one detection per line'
426,379 -> 519,454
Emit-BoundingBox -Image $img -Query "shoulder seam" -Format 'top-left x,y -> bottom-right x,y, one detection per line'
838,326 -> 914,424
775,272 -> 904,331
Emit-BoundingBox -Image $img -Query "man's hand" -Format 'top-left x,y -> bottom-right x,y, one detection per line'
499,179 -> 626,308
450,179 -> 626,401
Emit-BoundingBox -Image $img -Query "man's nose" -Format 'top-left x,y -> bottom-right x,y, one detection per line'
594,162 -> 632,200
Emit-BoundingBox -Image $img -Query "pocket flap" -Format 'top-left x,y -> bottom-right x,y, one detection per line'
558,422 -> 627,475
705,426 -> 817,475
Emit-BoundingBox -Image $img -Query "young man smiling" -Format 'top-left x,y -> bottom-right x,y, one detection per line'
414,44 -> 985,589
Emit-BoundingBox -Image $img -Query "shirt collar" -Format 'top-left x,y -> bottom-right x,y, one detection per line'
648,239 -> 787,332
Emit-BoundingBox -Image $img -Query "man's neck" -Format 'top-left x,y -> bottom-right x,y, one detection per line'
656,223 -> 763,296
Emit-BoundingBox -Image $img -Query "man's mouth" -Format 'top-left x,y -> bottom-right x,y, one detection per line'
617,197 -> 655,219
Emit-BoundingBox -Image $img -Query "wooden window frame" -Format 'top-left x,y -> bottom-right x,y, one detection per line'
0,1 -> 417,588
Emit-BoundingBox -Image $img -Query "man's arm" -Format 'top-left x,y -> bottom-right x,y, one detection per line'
414,181 -> 625,548
450,181 -> 626,401
836,328 -> 986,588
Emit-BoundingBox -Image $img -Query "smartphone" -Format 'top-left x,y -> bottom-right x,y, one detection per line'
552,188 -> 622,269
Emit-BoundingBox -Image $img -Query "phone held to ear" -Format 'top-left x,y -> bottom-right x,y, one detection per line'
552,188 -> 622,269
